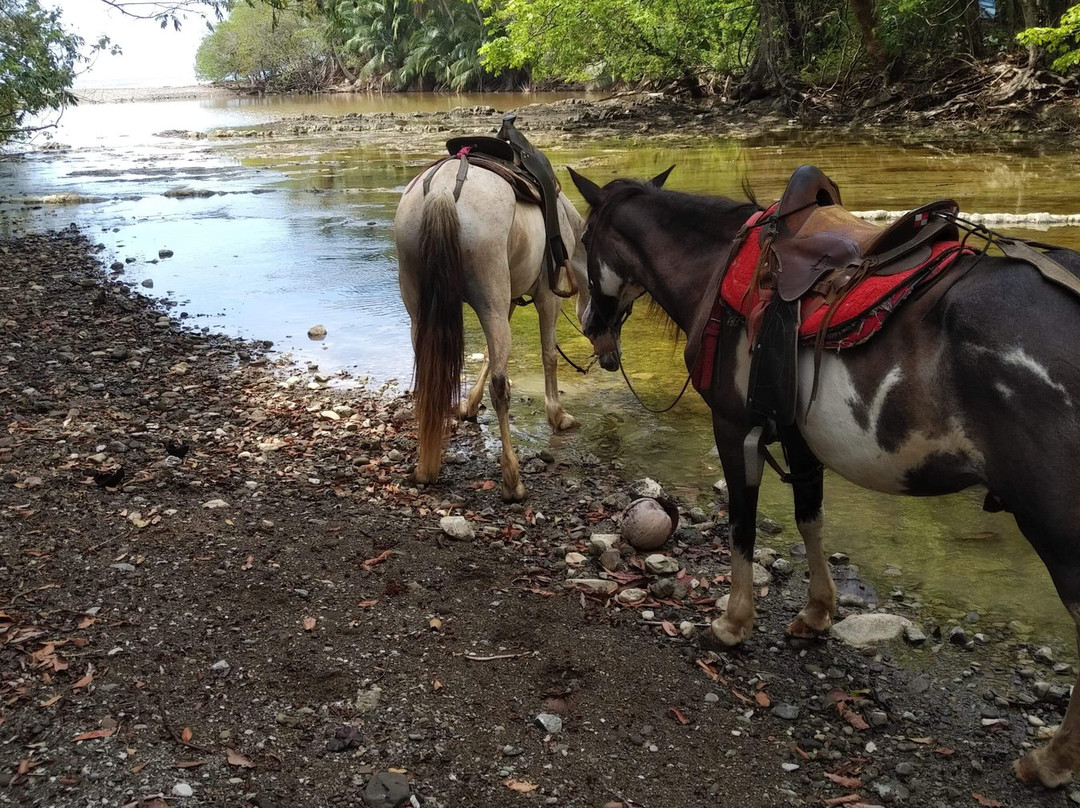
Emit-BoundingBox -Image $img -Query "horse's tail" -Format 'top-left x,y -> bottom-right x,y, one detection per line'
414,188 -> 464,484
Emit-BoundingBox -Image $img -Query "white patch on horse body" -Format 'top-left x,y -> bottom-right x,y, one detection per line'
597,262 -> 623,296
797,353 -> 983,494
732,331 -> 751,402
1002,347 -> 1071,401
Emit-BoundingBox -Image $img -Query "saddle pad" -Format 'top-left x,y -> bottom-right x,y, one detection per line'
719,213 -> 970,347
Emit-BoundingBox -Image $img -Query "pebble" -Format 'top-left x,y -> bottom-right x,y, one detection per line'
895,761 -> 914,777
947,626 -> 968,645
439,515 -> 474,541
1034,646 -> 1055,663
679,620 -> 696,639
141,278 -> 154,288
564,551 -> 587,566
831,613 -> 913,647
752,562 -> 772,586
534,713 -> 563,734
772,703 -> 800,720
616,587 -> 647,605
704,693 -> 719,704
644,554 -> 679,575
828,552 -> 850,565
781,762 -> 800,772
308,324 -> 328,340
362,771 -> 411,808
904,624 -> 927,645
771,557 -> 794,576
502,744 -> 524,756
588,534 -> 619,554
599,548 -> 622,571
159,248 -> 174,258
569,578 -> 617,595
838,593 -> 867,608
172,783 -> 193,798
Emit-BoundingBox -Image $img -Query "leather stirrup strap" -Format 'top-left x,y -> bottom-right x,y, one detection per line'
453,155 -> 469,201
996,238 -> 1080,300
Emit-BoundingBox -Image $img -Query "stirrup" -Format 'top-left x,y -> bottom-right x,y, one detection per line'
550,262 -> 576,298
743,425 -> 765,487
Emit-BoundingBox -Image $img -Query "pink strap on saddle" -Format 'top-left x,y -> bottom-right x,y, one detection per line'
454,146 -> 472,158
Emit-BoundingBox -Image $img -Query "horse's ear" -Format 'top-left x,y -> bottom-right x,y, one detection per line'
649,165 -> 676,188
567,167 -> 604,208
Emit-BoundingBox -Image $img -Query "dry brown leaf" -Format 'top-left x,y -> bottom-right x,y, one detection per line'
76,615 -> 96,629
669,707 -> 690,725
242,555 -> 254,570
362,549 -> 394,570
842,708 -> 869,731
225,748 -> 255,768
172,760 -> 208,768
181,727 -> 193,743
39,694 -> 62,708
431,680 -> 442,692
660,620 -> 678,637
972,794 -> 1004,808
503,778 -> 538,793
755,691 -> 771,708
302,616 -> 317,631
71,664 -> 95,691
73,728 -> 113,741
825,772 -> 863,789
358,600 -> 379,608
130,762 -> 147,774
481,480 -> 496,491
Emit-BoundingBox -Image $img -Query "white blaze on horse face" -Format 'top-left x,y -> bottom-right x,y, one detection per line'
797,354 -> 984,494
597,261 -> 623,297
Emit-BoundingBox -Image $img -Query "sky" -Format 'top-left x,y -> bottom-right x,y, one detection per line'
53,0 -> 211,89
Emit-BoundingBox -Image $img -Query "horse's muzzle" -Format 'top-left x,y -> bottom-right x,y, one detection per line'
598,351 -> 621,372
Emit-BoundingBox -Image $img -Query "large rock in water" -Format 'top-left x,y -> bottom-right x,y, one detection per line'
831,613 -> 913,648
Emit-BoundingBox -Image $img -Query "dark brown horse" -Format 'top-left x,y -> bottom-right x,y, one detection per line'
568,167 -> 1080,787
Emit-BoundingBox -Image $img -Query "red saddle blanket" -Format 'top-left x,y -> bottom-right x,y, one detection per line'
692,209 -> 972,392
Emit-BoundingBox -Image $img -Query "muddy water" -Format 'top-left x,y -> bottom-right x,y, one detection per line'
2,92 -> 1078,642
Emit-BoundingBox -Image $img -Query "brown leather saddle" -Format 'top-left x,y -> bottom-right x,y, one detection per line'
766,165 -> 959,303
419,116 -> 575,297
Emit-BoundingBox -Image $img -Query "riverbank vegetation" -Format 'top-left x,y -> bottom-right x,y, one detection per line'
1,0 -> 1079,143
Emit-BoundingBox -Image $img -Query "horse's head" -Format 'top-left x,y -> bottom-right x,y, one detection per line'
567,166 -> 674,372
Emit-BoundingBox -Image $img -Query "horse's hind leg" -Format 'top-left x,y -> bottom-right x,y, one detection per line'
782,429 -> 836,637
476,301 -> 525,502
535,292 -> 578,432
457,355 -> 489,421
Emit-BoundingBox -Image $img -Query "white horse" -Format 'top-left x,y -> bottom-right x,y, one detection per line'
395,160 -> 596,501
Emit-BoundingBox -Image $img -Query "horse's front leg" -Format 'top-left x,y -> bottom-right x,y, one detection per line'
535,293 -> 578,432
710,417 -> 760,646
781,428 -> 835,637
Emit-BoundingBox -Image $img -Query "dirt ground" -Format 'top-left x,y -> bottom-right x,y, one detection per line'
2,230 -> 1077,808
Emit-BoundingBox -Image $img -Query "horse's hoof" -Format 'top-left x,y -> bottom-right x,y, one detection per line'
501,481 -> 526,502
553,413 -> 579,432
412,468 -> 437,486
786,613 -> 831,638
704,617 -> 751,649
1014,748 -> 1073,788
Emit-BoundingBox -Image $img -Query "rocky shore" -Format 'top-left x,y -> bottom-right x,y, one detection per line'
1,229 -> 1075,806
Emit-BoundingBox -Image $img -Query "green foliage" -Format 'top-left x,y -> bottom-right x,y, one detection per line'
0,0 -> 88,140
195,4 -> 327,91
479,0 -> 752,83
1018,4 -> 1080,72
334,0 -> 491,90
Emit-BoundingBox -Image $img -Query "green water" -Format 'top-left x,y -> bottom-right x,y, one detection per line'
6,92 -> 1078,645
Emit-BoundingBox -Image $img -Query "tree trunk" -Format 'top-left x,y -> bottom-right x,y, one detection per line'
738,0 -> 800,100
849,0 -> 884,65
963,0 -> 984,58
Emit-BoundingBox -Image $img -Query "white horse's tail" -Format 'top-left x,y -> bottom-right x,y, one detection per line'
414,188 -> 464,484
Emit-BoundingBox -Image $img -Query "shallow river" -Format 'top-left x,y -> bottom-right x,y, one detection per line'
2,92 -> 1078,642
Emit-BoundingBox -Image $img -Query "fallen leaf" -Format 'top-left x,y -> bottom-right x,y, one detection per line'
71,664 -> 95,691
755,691 -> 771,708
934,747 -> 956,756
481,480 -> 496,491
39,694 -> 62,708
181,727 -> 193,743
302,616 -> 317,631
130,762 -> 147,774
825,772 -> 863,789
431,680 -> 442,692
696,658 -> 719,682
669,707 -> 690,725
660,620 -> 678,636
73,728 -> 113,741
972,794 -> 1004,808
226,748 -> 255,768
76,615 -> 96,629
503,778 -> 538,793
840,706 -> 869,730
172,760 -> 208,768
361,549 -> 393,570
908,736 -> 934,744
242,555 -> 254,570
822,796 -> 864,807
358,600 -> 378,608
